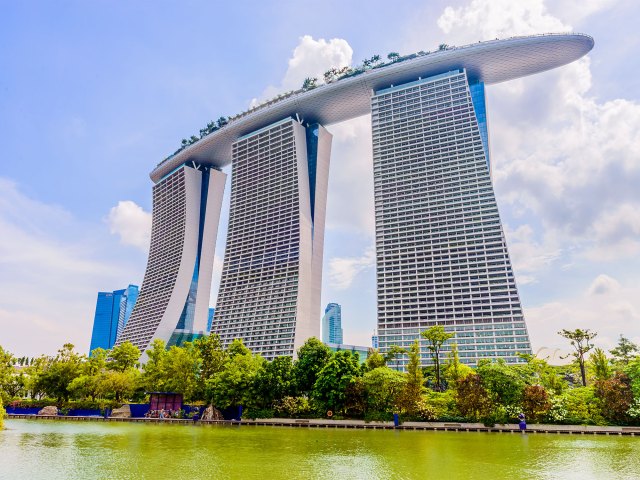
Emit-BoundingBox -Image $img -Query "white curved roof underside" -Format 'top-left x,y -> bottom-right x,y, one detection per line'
151,33 -> 593,182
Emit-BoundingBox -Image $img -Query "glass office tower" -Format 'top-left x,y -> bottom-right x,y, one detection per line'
89,284 -> 138,354
322,303 -> 343,344
372,69 -> 532,367
213,117 -> 332,359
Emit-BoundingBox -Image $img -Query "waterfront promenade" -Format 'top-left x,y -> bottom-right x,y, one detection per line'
8,413 -> 640,436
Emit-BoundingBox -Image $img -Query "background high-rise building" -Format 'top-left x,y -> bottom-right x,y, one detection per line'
322,303 -> 343,344
89,284 -> 138,354
115,164 -> 226,358
213,118 -> 332,359
207,307 -> 215,333
371,330 -> 379,349
372,69 -> 531,367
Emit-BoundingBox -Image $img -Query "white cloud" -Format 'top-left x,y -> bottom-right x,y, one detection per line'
587,274 -> 620,296
0,178 -> 142,356
326,116 -> 376,237
526,275 -> 640,355
328,246 -> 376,290
254,35 -> 353,104
106,200 -> 152,252
437,0 -> 570,41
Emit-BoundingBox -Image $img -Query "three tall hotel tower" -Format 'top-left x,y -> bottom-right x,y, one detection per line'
117,68 -> 531,365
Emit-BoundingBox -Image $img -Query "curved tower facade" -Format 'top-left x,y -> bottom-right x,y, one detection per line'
115,163 -> 226,358
213,118 -> 331,359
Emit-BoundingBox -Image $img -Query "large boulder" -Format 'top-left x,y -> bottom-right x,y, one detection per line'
201,405 -> 224,421
37,406 -> 58,416
110,404 -> 131,418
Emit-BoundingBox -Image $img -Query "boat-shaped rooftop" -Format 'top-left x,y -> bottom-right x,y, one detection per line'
151,33 -> 593,182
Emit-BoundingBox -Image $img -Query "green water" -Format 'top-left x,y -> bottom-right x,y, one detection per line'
1,420 -> 639,479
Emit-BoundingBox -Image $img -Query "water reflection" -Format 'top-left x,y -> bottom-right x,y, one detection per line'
1,420 -> 639,480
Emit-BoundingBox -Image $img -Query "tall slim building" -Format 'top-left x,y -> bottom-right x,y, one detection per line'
115,163 -> 226,358
322,303 -> 343,344
89,284 -> 138,354
372,69 -> 531,366
213,117 -> 332,359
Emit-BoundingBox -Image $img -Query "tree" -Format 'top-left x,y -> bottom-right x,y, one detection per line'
162,343 -> 201,401
383,345 -> 406,370
476,359 -> 525,408
86,348 -> 107,375
36,344 -> 84,402
108,342 -> 140,372
293,338 -> 331,395
0,346 -> 16,403
521,385 -> 551,423
421,325 -> 454,391
194,334 -> 227,395
216,117 -> 228,128
594,373 -> 633,424
387,52 -> 400,62
98,369 -> 140,402
206,342 -> 264,409
313,350 -> 361,413
323,68 -> 338,83
364,349 -> 386,371
558,329 -> 597,386
252,356 -> 295,409
438,44 -> 449,51
443,343 -> 473,387
362,367 -> 406,413
456,373 -> 492,421
610,335 -> 639,366
0,397 -> 5,430
301,77 -> 318,90
589,348 -> 612,382
397,340 -> 424,414
141,339 -> 169,392
68,374 -> 101,401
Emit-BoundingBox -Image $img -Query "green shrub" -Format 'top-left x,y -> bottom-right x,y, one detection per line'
273,396 -> 316,418
245,408 -> 275,419
0,397 -> 5,429
363,411 -> 393,422
562,387 -> 606,425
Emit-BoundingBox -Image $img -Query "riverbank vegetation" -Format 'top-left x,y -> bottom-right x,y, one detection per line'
2,330 -> 640,426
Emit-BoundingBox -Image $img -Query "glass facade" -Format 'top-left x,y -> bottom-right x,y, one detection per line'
89,285 -> 138,354
321,303 -> 343,344
207,307 -> 215,333
372,69 -> 532,368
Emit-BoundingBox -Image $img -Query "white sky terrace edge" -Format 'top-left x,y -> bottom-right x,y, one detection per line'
150,32 -> 594,183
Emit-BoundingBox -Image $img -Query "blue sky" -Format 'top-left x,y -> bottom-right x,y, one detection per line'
1,0 -> 638,359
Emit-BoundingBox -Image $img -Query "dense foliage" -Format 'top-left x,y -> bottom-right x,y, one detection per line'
2,331 -> 640,426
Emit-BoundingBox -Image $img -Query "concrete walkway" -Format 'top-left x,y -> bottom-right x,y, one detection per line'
7,414 -> 640,435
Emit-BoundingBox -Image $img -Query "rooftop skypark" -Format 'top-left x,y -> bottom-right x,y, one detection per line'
153,33 -> 593,182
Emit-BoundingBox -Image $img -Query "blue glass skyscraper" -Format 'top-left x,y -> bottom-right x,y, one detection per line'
322,303 -> 343,345
207,307 -> 215,333
89,285 -> 138,354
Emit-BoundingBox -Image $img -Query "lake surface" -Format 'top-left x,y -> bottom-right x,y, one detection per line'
1,419 -> 639,479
